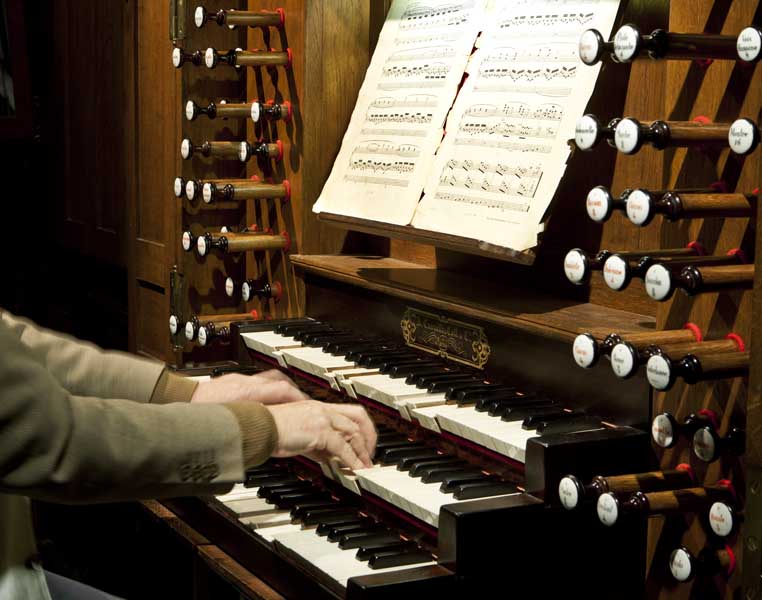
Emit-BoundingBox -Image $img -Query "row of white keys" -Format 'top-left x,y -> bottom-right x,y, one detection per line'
410,403 -> 537,463
354,463 -> 519,528
271,527 -> 434,590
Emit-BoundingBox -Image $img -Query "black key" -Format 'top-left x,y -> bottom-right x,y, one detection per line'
537,415 -> 604,436
424,467 -> 485,485
361,352 -> 422,368
452,481 -> 519,500
292,326 -> 339,341
302,332 -> 355,346
263,485 -> 321,502
427,377 -> 481,393
211,365 -> 262,377
351,349 -> 411,362
388,363 -> 445,379
463,388 -> 536,405
376,443 -> 428,463
474,392 -> 541,411
413,372 -> 470,388
379,359 -> 440,374
410,458 -> 468,478
487,398 -> 557,417
522,410 -> 584,430
440,473 -> 491,493
375,439 -> 415,452
444,382 -> 514,401
290,502 -> 342,519
380,447 -> 440,466
272,492 -> 333,510
501,405 -> 566,423
256,480 -> 310,498
328,523 -> 385,542
316,517 -> 367,536
301,508 -> 359,526
404,368 -> 456,384
356,541 -> 416,561
345,346 -> 403,362
368,549 -> 433,569
274,321 -> 325,334
397,452 -> 451,471
339,531 -> 401,550
326,340 -> 378,355
245,464 -> 285,475
244,473 -> 294,487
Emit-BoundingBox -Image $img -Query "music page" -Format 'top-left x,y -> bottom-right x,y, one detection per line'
411,0 -> 621,250
313,0 -> 486,225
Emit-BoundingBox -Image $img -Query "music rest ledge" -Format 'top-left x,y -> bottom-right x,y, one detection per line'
289,254 -> 656,344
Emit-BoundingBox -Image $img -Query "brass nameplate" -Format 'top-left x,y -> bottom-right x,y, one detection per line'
400,308 -> 490,369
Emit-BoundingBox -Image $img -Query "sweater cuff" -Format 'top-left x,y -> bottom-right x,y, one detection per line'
222,402 -> 279,468
150,369 -> 199,404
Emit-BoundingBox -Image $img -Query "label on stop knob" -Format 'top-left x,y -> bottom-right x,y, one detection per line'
651,413 -> 675,448
194,6 -> 205,28
198,327 -> 208,346
225,277 -> 235,297
614,118 -> 640,154
184,321 -> 195,340
708,502 -> 734,537
737,27 -> 762,63
578,29 -> 602,65
251,102 -> 261,123
669,548 -> 693,582
625,189 -> 651,226
613,24 -> 639,62
173,177 -> 184,198
644,264 -> 672,301
602,255 -> 628,290
572,333 -> 597,368
646,354 -> 672,390
197,236 -> 208,256
202,183 -> 213,203
171,47 -> 182,68
585,186 -> 611,222
692,427 -> 717,463
204,48 -> 216,68
563,249 -> 587,284
180,138 -> 192,159
729,118 -> 757,155
182,231 -> 193,251
558,477 -> 580,510
575,115 -> 600,150
596,493 -> 618,526
610,343 -> 636,378
169,315 -> 178,335
242,281 -> 252,302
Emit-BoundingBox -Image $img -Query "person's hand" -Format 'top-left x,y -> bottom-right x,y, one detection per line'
267,401 -> 377,470
191,371 -> 307,406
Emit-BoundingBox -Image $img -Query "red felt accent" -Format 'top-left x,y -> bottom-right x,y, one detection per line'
686,241 -> 706,255
675,463 -> 695,483
281,230 -> 291,253
726,248 -> 748,263
726,545 -> 737,576
275,139 -> 284,162
724,333 -> 746,352
249,174 -> 260,182
697,408 -> 719,431
276,7 -> 286,27
693,58 -> 714,68
717,479 -> 736,500
272,281 -> 283,302
282,100 -> 293,122
682,323 -> 703,342
692,115 -> 711,125
709,181 -> 728,193
249,309 -> 260,320
282,179 -> 291,202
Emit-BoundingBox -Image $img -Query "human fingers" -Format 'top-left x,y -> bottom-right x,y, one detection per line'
257,380 -> 309,405
323,430 -> 364,470
328,412 -> 371,467
329,404 -> 377,457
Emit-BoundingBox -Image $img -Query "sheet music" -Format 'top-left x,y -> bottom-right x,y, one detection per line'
412,0 -> 620,250
313,0 -> 486,225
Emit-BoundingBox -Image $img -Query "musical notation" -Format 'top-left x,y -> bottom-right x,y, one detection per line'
387,46 -> 457,62
454,138 -> 554,153
493,12 -> 595,37
465,101 -> 564,121
370,95 -> 439,110
353,141 -> 421,157
484,44 -> 580,64
381,62 -> 451,80
472,82 -> 574,97
437,159 -> 542,200
400,2 -> 475,31
459,119 -> 558,139
479,65 -> 578,82
394,31 -> 463,47
434,191 -> 532,214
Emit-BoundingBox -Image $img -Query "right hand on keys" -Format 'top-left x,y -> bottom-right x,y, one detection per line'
268,401 -> 377,470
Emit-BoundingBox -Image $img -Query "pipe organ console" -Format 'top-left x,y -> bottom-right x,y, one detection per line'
156,1 -> 762,598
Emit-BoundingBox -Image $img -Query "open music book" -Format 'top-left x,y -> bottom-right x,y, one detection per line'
313,0 -> 621,252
